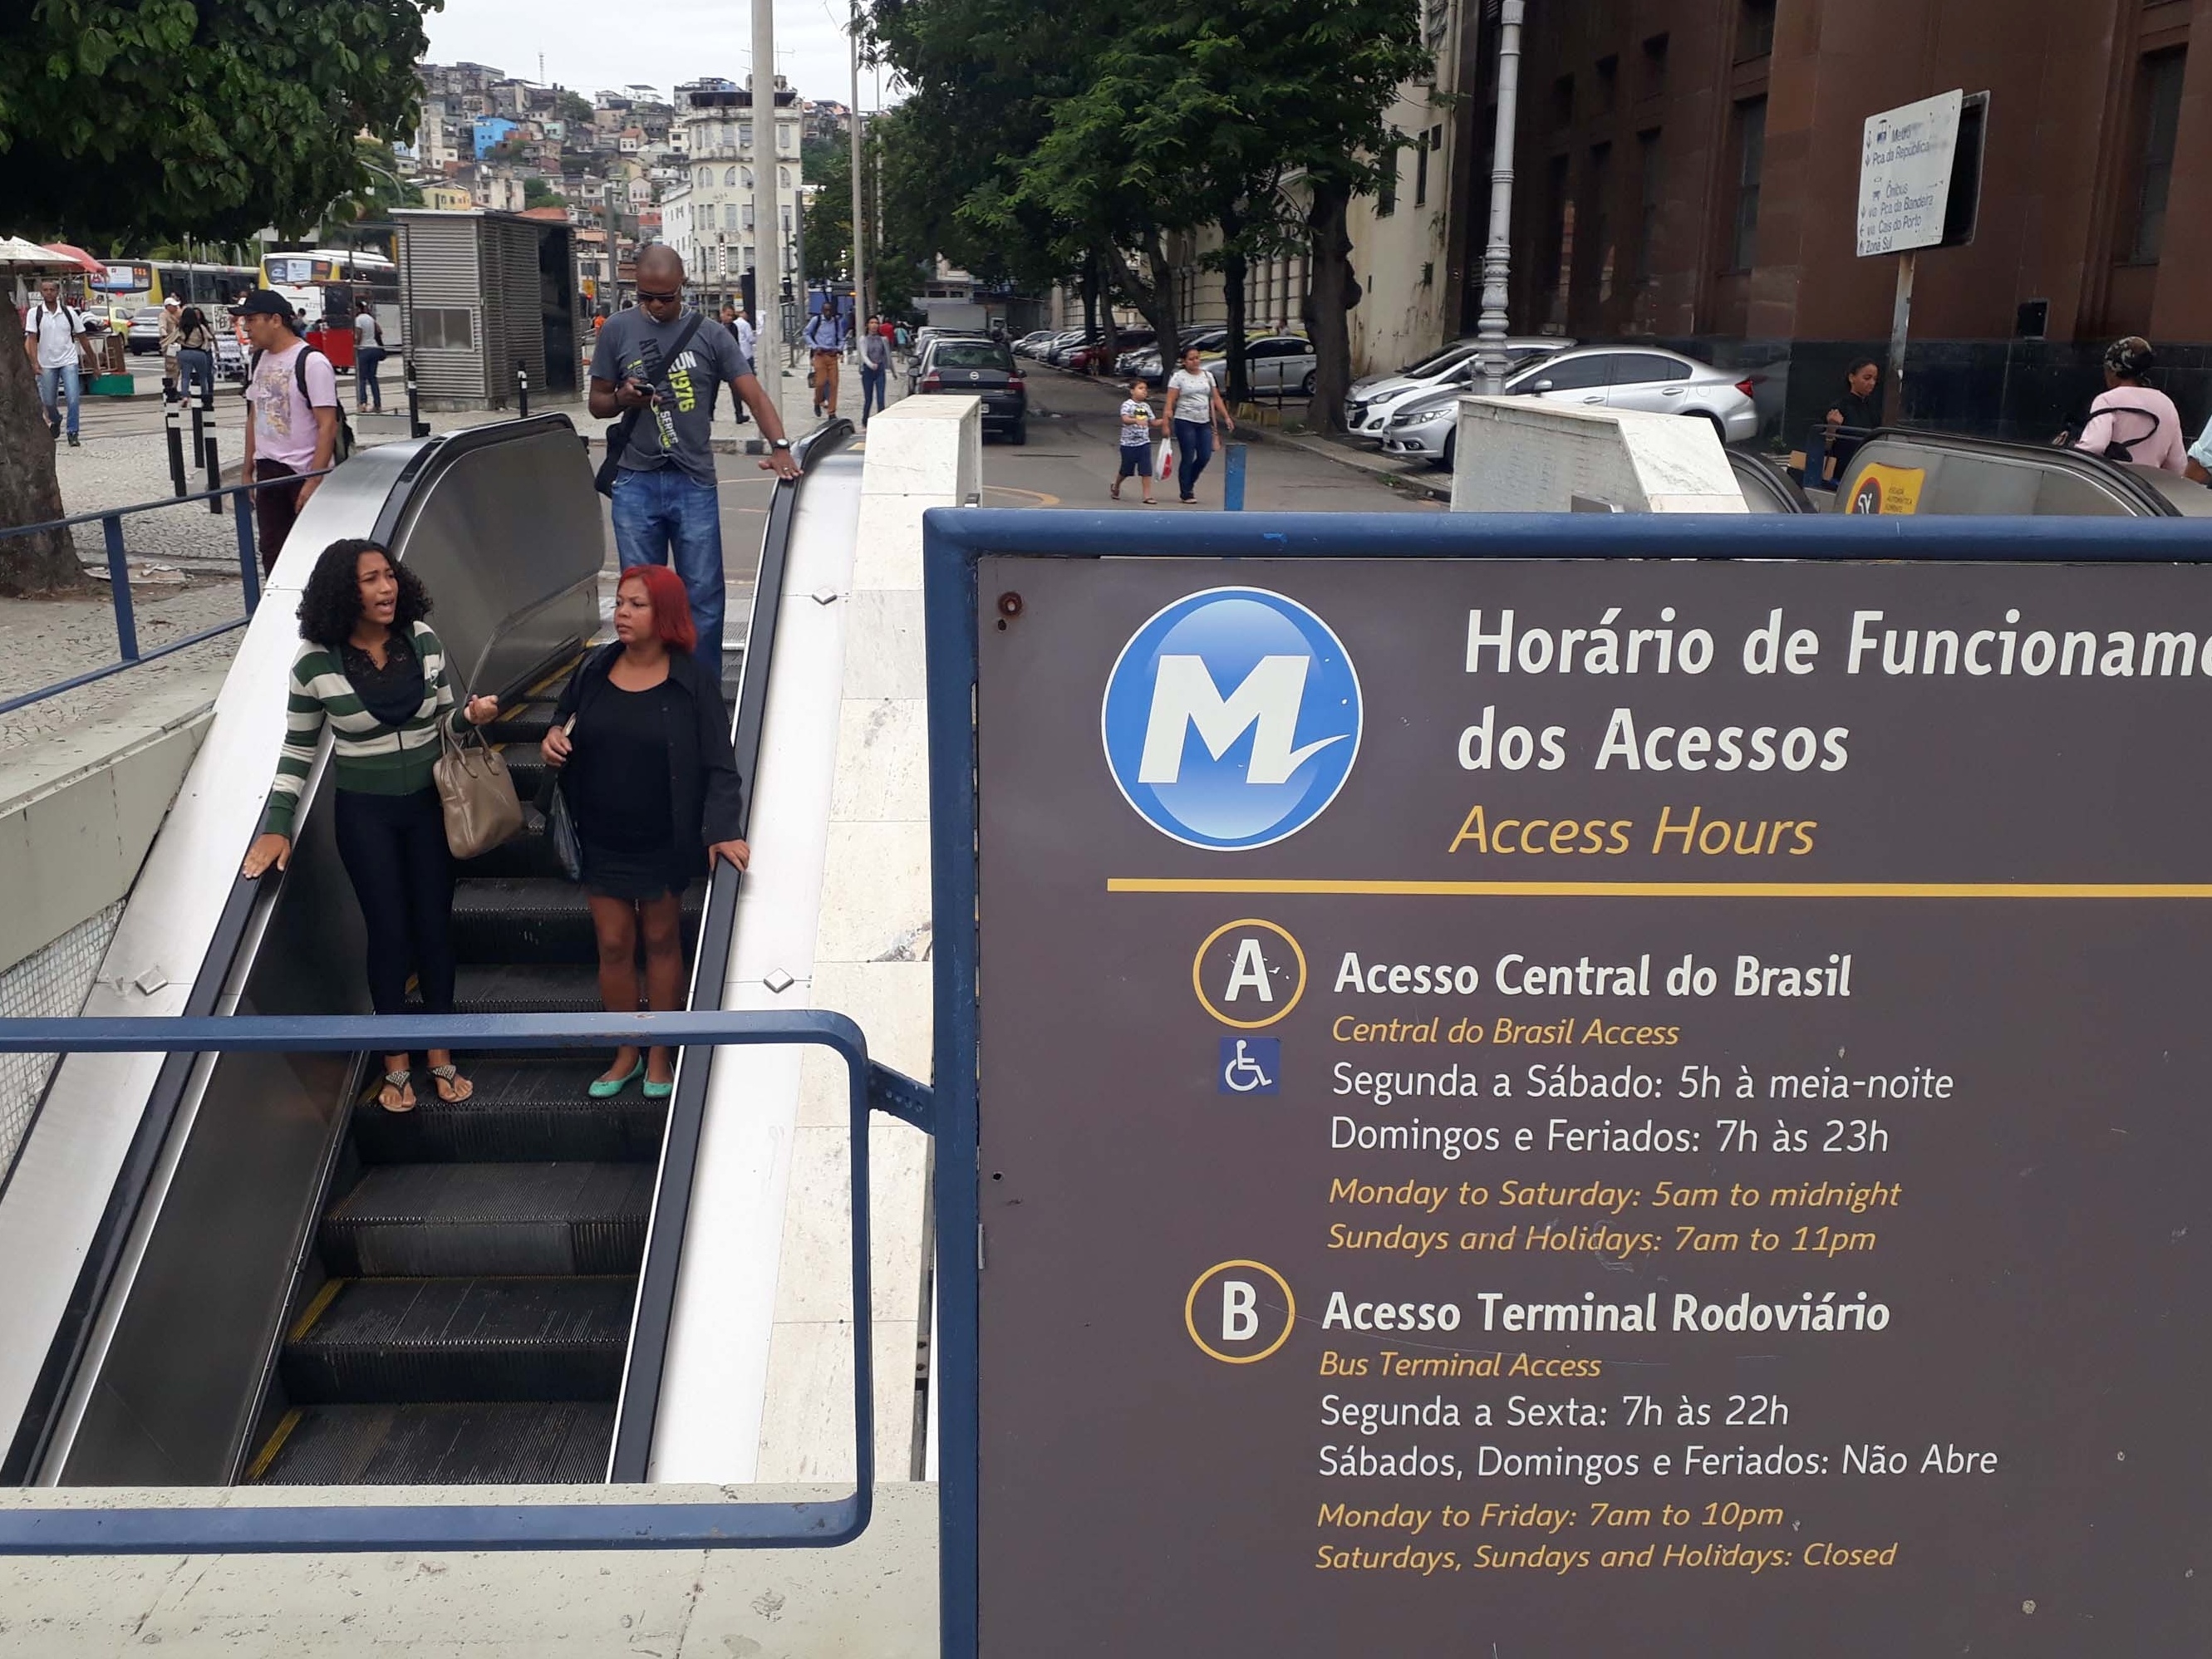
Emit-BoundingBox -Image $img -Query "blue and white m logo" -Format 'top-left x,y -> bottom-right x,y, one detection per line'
1103,587 -> 1362,850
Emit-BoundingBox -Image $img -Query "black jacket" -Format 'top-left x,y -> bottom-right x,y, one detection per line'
551,643 -> 743,876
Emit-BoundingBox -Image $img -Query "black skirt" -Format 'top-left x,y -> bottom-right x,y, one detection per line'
579,837 -> 688,901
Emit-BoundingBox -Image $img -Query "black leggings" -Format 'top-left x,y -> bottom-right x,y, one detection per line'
333,788 -> 456,1018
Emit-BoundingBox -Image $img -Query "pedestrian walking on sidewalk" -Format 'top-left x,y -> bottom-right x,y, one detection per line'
240,290 -> 342,573
588,245 -> 799,681
22,280 -> 89,445
858,315 -> 891,423
804,306 -> 846,416
159,296 -> 184,399
1111,377 -> 1160,503
1163,346 -> 1236,504
352,300 -> 387,412
175,307 -> 217,407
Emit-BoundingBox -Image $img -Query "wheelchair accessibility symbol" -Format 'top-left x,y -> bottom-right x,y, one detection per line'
1218,1037 -> 1281,1095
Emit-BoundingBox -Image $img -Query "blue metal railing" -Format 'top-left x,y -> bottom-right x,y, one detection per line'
0,1009 -> 877,1555
0,469 -> 331,718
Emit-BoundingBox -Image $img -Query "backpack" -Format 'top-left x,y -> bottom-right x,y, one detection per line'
249,343 -> 353,462
2094,407 -> 2160,463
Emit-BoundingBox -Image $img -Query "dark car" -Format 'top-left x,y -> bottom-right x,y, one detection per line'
918,338 -> 1028,443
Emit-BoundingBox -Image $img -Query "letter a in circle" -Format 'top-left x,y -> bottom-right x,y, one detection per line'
1222,1281 -> 1259,1342
1224,937 -> 1274,1004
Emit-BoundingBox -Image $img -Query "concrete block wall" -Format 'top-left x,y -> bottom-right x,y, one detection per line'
1450,398 -> 1750,513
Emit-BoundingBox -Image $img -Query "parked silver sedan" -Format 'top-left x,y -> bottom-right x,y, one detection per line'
1382,347 -> 1760,467
1203,334 -> 1316,396
1346,336 -> 1569,435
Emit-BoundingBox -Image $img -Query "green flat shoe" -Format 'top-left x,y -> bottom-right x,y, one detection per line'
641,1075 -> 675,1100
588,1058 -> 645,1099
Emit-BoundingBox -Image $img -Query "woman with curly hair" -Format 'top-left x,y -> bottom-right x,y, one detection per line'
243,538 -> 500,1112
540,565 -> 748,1097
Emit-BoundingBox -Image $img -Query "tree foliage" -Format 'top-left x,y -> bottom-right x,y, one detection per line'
0,0 -> 436,591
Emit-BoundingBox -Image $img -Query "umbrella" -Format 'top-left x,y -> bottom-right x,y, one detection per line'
41,242 -> 104,274
0,236 -> 78,272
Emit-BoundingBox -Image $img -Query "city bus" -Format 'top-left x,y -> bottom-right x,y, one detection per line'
86,259 -> 260,315
260,249 -> 401,367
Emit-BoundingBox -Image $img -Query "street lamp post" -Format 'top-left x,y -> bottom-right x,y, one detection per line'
849,0 -> 868,326
751,0 -> 782,394
1475,0 -> 1526,395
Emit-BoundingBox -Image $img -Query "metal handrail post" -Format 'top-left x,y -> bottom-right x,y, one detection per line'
204,433 -> 222,513
100,515 -> 140,662
233,489 -> 262,613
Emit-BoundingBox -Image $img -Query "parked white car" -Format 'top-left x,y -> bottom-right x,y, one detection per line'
1381,346 -> 1761,467
1346,336 -> 1571,437
1203,334 -> 1316,396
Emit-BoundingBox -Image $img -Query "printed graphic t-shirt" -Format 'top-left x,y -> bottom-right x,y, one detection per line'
589,308 -> 752,487
1168,367 -> 1217,424
246,341 -> 340,471
1118,399 -> 1155,447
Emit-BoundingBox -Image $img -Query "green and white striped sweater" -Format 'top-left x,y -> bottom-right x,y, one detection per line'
262,621 -> 465,837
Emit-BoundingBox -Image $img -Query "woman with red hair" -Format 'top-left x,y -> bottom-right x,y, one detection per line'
541,566 -> 750,1097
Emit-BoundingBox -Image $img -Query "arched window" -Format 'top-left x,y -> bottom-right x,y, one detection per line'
740,167 -> 754,190
696,168 -> 710,188
779,166 -> 791,189
725,167 -> 738,187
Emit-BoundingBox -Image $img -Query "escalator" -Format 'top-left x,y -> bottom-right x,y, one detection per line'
0,412 -> 856,1488
240,667 -> 696,1485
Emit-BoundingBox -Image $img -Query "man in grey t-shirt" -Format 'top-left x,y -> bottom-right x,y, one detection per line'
588,245 -> 798,675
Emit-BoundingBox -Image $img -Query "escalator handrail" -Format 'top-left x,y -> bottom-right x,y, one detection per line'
1842,425 -> 2181,518
607,417 -> 856,1482
0,414 -> 597,1485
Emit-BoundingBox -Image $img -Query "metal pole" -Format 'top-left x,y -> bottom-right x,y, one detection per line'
751,2 -> 782,409
1475,0 -> 1526,394
406,357 -> 425,439
204,434 -> 222,514
189,401 -> 204,471
164,397 -> 186,498
101,516 -> 140,661
233,488 -> 262,615
849,0 -> 868,326
1883,249 -> 1915,425
516,358 -> 530,418
1223,443 -> 1248,511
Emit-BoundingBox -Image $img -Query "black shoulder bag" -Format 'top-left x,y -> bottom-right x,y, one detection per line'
595,314 -> 704,496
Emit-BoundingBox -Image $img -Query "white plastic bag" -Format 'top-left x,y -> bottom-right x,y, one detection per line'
1154,438 -> 1174,480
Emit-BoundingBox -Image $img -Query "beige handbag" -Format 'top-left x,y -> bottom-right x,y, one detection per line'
434,721 -> 524,859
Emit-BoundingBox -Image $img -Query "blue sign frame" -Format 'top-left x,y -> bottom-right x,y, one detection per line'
921,506 -> 2211,1659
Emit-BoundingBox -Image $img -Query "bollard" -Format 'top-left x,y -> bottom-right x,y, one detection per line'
233,488 -> 262,615
515,359 -> 529,419
1223,442 -> 1248,512
204,433 -> 222,514
406,359 -> 425,439
101,515 -> 140,661
165,398 -> 187,498
189,403 -> 205,476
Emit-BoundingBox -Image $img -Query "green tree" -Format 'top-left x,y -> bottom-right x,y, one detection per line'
553,90 -> 593,127
0,0 -> 437,592
804,140 -> 853,286
524,177 -> 568,212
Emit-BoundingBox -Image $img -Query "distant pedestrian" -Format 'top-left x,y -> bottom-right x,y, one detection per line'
22,280 -> 89,445
1162,346 -> 1235,505
1112,377 -> 1159,503
175,306 -> 217,408
730,307 -> 756,425
588,245 -> 799,680
1819,356 -> 1880,481
352,299 -> 387,412
2064,336 -> 2187,474
238,290 -> 342,573
804,307 -> 845,416
719,302 -> 739,331
159,295 -> 184,399
857,313 -> 891,423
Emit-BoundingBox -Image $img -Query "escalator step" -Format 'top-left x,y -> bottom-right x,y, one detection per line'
351,1058 -> 666,1163
484,703 -> 562,747
442,962 -> 607,1016
280,1275 -> 636,1403
247,1400 -> 613,1486
450,877 -> 706,966
456,824 -> 572,881
321,1162 -> 653,1277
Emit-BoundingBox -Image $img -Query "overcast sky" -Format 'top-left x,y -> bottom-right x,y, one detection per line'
424,0 -> 895,112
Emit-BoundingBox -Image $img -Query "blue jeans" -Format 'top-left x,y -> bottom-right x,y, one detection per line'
609,464 -> 726,679
860,365 -> 886,420
1173,419 -> 1215,500
37,363 -> 81,437
356,346 -> 385,410
177,348 -> 214,406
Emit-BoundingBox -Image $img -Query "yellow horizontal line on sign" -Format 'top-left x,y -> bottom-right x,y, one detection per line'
1105,878 -> 2212,900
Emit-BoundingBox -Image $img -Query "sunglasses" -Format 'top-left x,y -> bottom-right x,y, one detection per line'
637,288 -> 681,303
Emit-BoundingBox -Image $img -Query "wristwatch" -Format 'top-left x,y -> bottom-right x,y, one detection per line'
771,439 -> 793,451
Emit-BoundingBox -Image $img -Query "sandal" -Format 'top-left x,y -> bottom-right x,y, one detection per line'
430,1064 -> 473,1104
377,1070 -> 415,1114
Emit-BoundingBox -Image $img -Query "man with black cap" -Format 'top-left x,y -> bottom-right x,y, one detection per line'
238,289 -> 340,572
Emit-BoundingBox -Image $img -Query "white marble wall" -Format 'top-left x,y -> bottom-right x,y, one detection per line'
1450,398 -> 1750,514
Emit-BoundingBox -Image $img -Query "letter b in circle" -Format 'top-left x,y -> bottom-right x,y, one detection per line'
1186,1259 -> 1295,1364
1222,1280 -> 1259,1342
